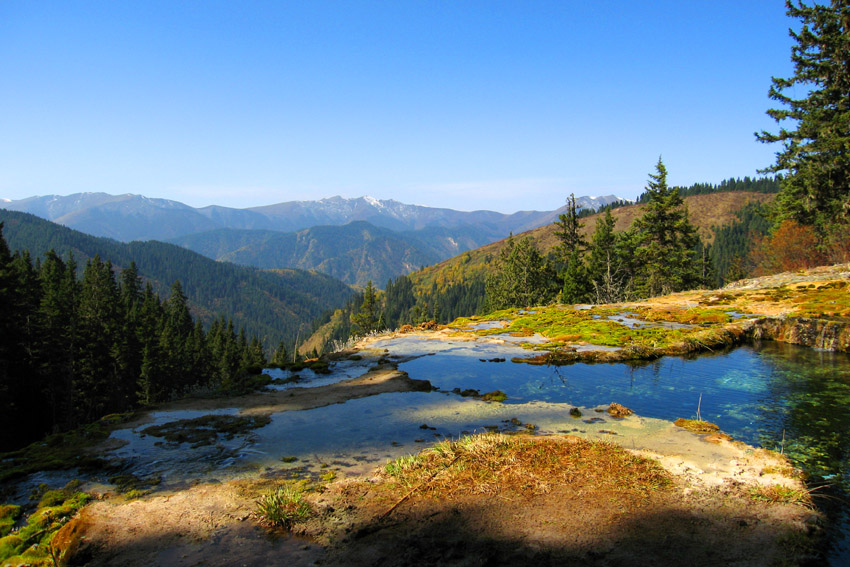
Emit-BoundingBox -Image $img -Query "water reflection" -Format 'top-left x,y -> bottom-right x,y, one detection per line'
103,335 -> 850,565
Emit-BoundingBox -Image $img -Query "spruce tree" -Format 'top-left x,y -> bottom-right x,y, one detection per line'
553,194 -> 592,303
756,0 -> 850,230
351,281 -> 380,334
0,225 -> 29,449
485,235 -> 556,310
586,209 -> 632,303
75,256 -> 123,423
632,159 -> 701,298
271,340 -> 289,367
561,251 -> 590,305
552,193 -> 588,260
37,251 -> 78,428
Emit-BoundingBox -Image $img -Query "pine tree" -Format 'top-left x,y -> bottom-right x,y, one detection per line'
586,209 -> 632,303
632,159 -> 701,297
552,194 -> 588,261
242,336 -> 267,370
37,251 -> 78,428
271,340 -> 289,367
0,224 -> 30,449
161,281 -> 195,390
553,194 -> 592,303
756,0 -> 850,229
561,251 -> 590,304
137,283 -> 165,405
485,235 -> 556,310
75,256 -> 123,423
351,281 -> 380,334
115,263 -> 144,410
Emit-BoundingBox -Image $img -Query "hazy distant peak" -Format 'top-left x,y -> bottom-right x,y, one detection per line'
1,191 -> 628,243
363,195 -> 384,209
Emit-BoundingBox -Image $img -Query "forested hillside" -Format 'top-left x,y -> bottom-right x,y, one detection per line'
168,221 -> 440,287
410,191 -> 776,292
0,210 -> 353,349
0,222 -> 278,451
168,221 -> 507,287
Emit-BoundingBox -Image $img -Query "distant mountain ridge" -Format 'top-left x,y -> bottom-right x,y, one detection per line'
1,192 -> 626,243
0,209 -> 353,349
167,221 -> 441,287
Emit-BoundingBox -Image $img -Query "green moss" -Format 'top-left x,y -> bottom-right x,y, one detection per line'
481,390 -> 508,402
0,505 -> 21,537
0,483 -> 91,565
0,534 -> 24,559
123,489 -> 150,500
36,490 -> 68,509
468,306 -> 704,350
793,282 -> 850,318
141,414 -> 272,447
674,418 -> 721,434
108,474 -> 147,493
0,413 -> 134,484
636,307 -> 733,325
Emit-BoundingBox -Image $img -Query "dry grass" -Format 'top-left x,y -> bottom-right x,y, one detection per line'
381,433 -> 672,501
748,484 -> 814,507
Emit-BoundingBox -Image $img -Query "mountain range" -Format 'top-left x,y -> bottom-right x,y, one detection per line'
0,192 -> 624,243
2,192 -> 625,286
0,209 -> 353,350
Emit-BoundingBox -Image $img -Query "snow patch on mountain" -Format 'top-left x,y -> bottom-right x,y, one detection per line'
2,192 -> 630,243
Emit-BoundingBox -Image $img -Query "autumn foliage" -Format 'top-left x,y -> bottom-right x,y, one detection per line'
750,220 -> 831,275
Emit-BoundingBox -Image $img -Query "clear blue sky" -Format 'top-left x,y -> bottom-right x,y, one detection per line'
0,1 -> 795,212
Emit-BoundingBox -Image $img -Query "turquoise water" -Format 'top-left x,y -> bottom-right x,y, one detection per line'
376,337 -> 850,564
102,336 -> 850,564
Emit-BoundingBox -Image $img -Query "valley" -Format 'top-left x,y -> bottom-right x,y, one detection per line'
2,264 -> 847,566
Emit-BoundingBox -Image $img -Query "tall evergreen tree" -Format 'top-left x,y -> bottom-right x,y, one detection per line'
756,0 -> 850,230
586,209 -> 633,303
351,281 -> 381,334
75,256 -> 123,423
383,275 -> 416,328
552,193 -> 588,260
137,283 -> 165,404
632,159 -> 701,297
115,263 -> 144,409
37,251 -> 78,429
271,340 -> 289,367
553,194 -> 592,303
485,235 -> 556,310
0,224 -> 30,449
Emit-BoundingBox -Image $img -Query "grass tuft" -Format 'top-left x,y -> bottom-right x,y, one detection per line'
748,484 -> 814,507
255,483 -> 313,529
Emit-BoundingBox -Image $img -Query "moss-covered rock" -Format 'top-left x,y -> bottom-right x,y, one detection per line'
0,505 -> 21,537
674,418 -> 721,434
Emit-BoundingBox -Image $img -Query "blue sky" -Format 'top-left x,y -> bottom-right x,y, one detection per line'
0,1 -> 795,212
